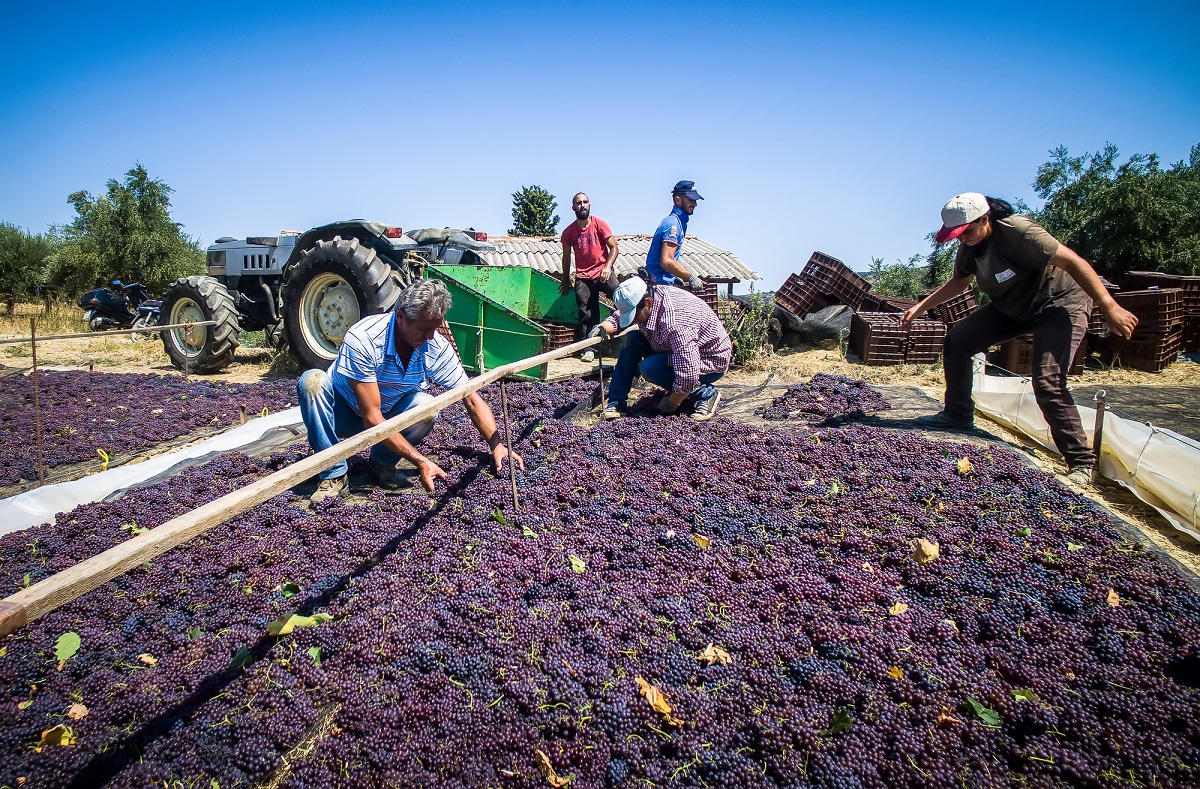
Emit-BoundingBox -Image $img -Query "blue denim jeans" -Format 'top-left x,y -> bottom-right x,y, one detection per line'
605,331 -> 723,407
297,369 -> 438,480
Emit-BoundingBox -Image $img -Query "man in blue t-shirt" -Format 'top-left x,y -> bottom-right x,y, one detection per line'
296,279 -> 523,504
646,180 -> 707,292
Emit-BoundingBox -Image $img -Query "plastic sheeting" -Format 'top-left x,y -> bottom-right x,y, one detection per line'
0,407 -> 304,536
971,357 -> 1200,540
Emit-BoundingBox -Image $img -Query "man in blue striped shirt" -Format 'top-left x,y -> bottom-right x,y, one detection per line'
297,279 -> 523,504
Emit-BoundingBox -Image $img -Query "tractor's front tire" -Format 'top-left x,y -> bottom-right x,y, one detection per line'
159,276 -> 240,373
281,237 -> 403,370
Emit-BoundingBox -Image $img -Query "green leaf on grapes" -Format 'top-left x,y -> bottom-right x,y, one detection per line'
308,646 -> 322,666
965,697 -> 1001,726
829,481 -> 840,495
280,582 -> 301,598
230,644 -> 251,669
522,525 -> 539,539
267,613 -> 333,636
55,632 -> 81,662
491,508 -> 514,527
569,555 -> 587,574
1011,688 -> 1039,703
1016,527 -> 1032,537
820,706 -> 854,735
1067,543 -> 1084,552
187,627 -> 203,640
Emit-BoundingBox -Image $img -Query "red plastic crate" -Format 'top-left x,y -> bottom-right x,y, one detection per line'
1183,311 -> 1200,353
994,334 -> 1088,376
849,313 -> 946,366
1106,326 -> 1183,372
1112,288 -> 1184,333
540,322 -> 577,351
920,289 -> 978,325
774,273 -> 833,317
437,319 -> 459,354
799,252 -> 871,309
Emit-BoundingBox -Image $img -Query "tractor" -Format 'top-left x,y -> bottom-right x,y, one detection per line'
159,221 -> 494,373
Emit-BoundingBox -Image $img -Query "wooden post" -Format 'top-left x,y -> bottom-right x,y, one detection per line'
500,380 -> 519,511
88,362 -> 94,373
239,404 -> 248,425
182,328 -> 190,382
1092,390 -> 1107,482
30,318 -> 44,486
0,335 -> 601,637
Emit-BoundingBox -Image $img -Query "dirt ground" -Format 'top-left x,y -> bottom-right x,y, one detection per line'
3,315 -> 1198,580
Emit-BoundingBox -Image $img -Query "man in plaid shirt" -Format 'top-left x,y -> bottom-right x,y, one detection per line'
592,273 -> 732,421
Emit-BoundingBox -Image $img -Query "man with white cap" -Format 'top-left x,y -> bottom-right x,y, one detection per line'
589,270 -> 732,421
901,193 -> 1138,485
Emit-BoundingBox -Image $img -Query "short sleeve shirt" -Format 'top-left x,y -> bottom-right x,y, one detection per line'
560,217 -> 613,280
330,312 -> 468,415
955,215 -> 1089,322
646,206 -> 689,284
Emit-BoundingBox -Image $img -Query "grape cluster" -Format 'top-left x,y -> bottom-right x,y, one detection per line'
0,379 -> 1198,788
758,373 -> 892,424
0,371 -> 296,485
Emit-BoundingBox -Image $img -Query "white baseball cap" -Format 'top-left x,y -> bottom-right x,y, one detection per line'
613,277 -> 648,328
936,193 -> 989,243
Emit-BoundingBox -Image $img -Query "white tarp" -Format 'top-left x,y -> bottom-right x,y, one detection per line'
0,407 -> 304,536
971,358 -> 1200,540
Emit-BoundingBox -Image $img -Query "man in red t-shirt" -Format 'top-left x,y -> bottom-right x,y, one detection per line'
560,192 -> 619,362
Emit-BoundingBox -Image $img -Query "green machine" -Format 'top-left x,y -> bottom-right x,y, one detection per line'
426,264 -> 612,380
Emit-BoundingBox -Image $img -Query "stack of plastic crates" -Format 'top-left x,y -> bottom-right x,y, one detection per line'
849,313 -> 947,366
1106,287 -> 1186,372
774,252 -> 870,316
994,335 -> 1089,376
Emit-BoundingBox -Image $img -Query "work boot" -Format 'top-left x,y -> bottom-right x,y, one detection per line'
1065,466 -> 1095,486
369,459 -> 413,490
690,390 -> 722,422
914,411 -> 975,430
602,403 -> 625,421
310,475 -> 348,505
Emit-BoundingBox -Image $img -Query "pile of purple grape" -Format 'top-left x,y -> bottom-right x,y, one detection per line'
0,371 -> 297,485
759,373 -> 892,423
0,379 -> 1198,788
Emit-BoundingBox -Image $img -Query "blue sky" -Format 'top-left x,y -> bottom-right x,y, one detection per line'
2,1 -> 1197,289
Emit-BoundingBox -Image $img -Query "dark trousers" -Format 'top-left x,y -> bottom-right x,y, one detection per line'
606,331 -> 723,407
574,273 -> 618,339
942,303 -> 1094,468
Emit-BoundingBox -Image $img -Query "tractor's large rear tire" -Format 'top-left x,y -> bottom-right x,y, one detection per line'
159,276 -> 241,373
281,236 -> 404,370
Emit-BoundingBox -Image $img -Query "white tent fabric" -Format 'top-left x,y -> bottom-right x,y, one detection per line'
0,407 -> 304,536
971,358 -> 1200,540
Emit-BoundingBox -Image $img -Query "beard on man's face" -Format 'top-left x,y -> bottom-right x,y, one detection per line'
574,206 -> 590,220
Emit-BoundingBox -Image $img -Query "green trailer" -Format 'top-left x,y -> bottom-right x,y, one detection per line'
425,264 -> 612,381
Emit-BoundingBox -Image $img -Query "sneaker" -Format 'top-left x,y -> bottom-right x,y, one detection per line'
1065,466 -> 1095,486
310,475 -> 348,504
580,350 -> 596,363
369,459 -> 413,490
690,390 -> 721,422
914,411 -> 975,430
602,403 -> 624,421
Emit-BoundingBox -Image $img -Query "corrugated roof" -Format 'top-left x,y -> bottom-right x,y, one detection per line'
479,234 -> 758,282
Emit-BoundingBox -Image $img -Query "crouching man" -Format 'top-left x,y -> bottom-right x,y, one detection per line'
593,273 -> 731,422
297,279 -> 523,504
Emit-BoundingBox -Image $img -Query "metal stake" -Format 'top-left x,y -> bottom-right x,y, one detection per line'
1091,390 -> 1107,482
30,318 -> 44,486
499,380 -> 519,511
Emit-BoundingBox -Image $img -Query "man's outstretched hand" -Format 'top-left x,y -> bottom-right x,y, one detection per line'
415,459 -> 447,492
492,445 -> 526,475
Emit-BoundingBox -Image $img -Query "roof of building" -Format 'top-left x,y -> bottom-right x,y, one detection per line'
479,234 -> 758,282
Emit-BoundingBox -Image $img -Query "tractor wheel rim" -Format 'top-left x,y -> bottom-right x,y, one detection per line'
169,299 -> 207,356
298,273 -> 359,359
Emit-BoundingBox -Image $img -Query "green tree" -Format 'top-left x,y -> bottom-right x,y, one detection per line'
1033,142 -> 1200,278
45,163 -> 204,296
0,223 -> 54,314
509,185 -> 560,236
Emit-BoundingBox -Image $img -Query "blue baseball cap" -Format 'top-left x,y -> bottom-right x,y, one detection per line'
672,180 -> 704,200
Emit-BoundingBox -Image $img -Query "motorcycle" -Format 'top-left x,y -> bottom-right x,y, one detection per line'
78,281 -> 162,343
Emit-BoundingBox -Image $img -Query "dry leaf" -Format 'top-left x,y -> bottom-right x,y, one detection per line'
862,562 -> 875,574
956,457 -> 973,475
911,539 -> 940,564
17,700 -> 32,710
1106,589 -> 1120,607
562,658 -> 577,677
534,749 -> 572,788
696,643 -> 732,666
66,704 -> 88,721
936,501 -> 946,513
942,619 -> 960,633
936,705 -> 962,726
665,529 -> 676,539
888,603 -> 909,617
37,724 -> 76,750
1064,670 -> 1076,680
635,677 -> 682,726
691,533 -> 712,548
888,666 -> 903,679
137,654 -> 158,666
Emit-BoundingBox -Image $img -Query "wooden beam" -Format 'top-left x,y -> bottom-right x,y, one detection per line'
0,321 -> 217,346
0,335 -> 602,637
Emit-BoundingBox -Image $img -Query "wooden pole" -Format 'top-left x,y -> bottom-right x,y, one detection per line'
0,320 -> 216,346
239,404 -> 248,425
1092,390 -> 1107,482
30,318 -> 44,486
500,380 -> 519,511
0,334 -> 603,636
